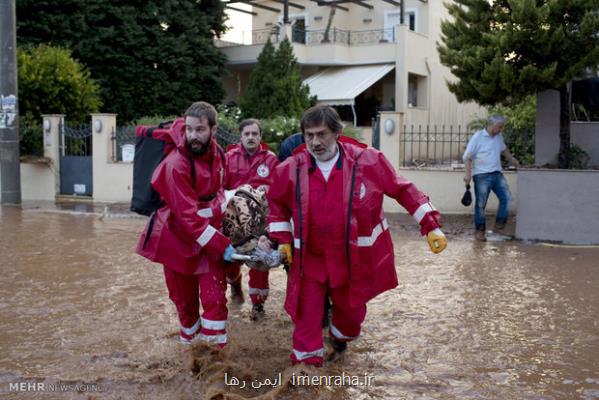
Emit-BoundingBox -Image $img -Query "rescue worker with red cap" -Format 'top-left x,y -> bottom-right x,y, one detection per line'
265,105 -> 448,366
137,101 -> 237,347
223,118 -> 280,320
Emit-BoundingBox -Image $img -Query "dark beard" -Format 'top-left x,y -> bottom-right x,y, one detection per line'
187,140 -> 209,156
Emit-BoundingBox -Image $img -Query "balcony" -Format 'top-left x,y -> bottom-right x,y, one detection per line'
216,27 -> 395,48
217,27 -> 396,66
292,27 -> 395,46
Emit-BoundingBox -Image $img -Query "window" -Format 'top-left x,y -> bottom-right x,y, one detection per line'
384,8 -> 418,41
408,73 -> 427,108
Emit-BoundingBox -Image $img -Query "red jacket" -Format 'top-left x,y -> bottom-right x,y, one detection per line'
223,143 -> 280,189
136,119 -> 230,275
266,141 -> 441,318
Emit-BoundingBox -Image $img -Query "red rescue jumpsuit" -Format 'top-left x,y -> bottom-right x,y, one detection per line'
137,119 -> 231,346
223,143 -> 280,305
267,141 -> 442,366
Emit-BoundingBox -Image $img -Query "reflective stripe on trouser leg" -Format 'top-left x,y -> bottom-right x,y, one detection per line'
248,269 -> 269,305
291,273 -> 327,366
163,266 -> 201,338
329,284 -> 367,342
198,258 -> 229,346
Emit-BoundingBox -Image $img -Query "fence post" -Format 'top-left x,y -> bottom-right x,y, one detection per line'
91,114 -> 117,201
41,114 -> 64,197
378,111 -> 401,168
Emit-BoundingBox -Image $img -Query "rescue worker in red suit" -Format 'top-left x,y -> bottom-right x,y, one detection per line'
137,102 -> 237,347
265,105 -> 448,366
223,119 -> 280,320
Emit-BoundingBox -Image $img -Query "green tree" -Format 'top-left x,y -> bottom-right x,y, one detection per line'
18,44 -> 102,155
272,38 -> 313,117
16,0 -> 228,122
239,39 -> 277,119
438,0 -> 599,168
239,37 -> 313,119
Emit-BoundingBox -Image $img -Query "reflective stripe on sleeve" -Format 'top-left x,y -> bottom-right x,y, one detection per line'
412,202 -> 436,224
197,225 -> 217,247
269,221 -> 292,233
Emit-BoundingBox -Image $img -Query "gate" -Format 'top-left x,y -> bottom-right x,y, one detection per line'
59,122 -> 93,196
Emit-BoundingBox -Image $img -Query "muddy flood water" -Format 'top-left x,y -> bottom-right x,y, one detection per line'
0,204 -> 598,400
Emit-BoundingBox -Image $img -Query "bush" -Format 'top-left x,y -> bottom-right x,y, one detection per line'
18,44 -> 102,123
18,44 -> 102,155
261,116 -> 301,153
19,117 -> 43,157
216,104 -> 242,135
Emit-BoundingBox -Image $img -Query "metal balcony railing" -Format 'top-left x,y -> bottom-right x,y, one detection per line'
216,27 -> 395,48
293,27 -> 395,46
216,28 -> 280,47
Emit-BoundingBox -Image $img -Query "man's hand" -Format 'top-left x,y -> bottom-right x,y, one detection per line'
463,173 -> 471,185
278,244 -> 293,264
427,228 -> 447,254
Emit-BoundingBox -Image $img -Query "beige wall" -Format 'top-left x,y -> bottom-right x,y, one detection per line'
91,114 -> 134,203
384,169 -> 518,215
20,163 -> 55,201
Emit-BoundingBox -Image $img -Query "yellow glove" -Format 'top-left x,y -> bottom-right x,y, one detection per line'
427,228 -> 447,254
278,243 -> 293,264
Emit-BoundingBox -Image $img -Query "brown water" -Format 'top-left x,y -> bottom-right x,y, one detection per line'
0,205 -> 598,399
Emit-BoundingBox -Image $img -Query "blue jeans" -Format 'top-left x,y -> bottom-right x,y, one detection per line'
473,171 -> 511,230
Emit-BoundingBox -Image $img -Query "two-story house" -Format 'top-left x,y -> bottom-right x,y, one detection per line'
217,0 -> 484,145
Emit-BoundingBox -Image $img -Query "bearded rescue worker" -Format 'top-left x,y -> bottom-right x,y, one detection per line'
137,101 -> 237,346
223,119 -> 280,320
265,105 -> 447,367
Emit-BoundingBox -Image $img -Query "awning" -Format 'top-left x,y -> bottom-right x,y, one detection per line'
302,64 -> 395,106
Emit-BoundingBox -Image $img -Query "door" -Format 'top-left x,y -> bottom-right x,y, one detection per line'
59,122 -> 93,196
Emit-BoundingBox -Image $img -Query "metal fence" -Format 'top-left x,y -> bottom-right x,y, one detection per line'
111,126 -> 136,162
399,125 -> 535,168
293,28 -> 395,46
61,124 -> 92,156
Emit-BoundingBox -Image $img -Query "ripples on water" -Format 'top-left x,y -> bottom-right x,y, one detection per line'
0,207 -> 597,399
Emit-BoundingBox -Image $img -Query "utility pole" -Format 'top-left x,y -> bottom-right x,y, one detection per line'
0,0 -> 21,204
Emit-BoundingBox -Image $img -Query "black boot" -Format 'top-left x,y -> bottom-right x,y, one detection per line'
250,303 -> 265,321
325,337 -> 347,361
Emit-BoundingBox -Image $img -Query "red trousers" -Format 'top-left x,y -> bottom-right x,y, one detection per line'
163,259 -> 228,346
290,273 -> 367,367
226,263 -> 270,305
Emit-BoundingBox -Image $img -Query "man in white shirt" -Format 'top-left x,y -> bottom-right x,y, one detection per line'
463,115 -> 520,241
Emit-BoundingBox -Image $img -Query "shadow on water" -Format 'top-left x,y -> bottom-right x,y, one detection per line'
0,206 -> 598,399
